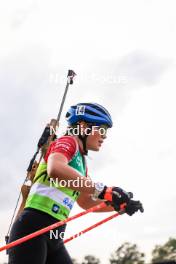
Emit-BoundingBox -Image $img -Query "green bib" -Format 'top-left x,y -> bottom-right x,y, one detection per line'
25,149 -> 86,220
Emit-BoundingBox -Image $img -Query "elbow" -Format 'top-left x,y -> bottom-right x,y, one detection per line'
47,166 -> 62,180
47,164 -> 55,178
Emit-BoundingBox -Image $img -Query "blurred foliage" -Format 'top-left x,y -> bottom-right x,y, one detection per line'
82,255 -> 100,264
151,238 -> 176,263
109,242 -> 145,264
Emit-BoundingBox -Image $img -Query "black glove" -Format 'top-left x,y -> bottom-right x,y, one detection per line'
125,200 -> 144,216
98,186 -> 132,211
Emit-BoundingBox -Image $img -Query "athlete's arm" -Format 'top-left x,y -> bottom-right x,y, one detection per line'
47,137 -> 133,211
47,152 -> 96,194
77,192 -> 114,212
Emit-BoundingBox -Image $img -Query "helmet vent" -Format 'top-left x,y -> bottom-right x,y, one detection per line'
85,109 -> 100,117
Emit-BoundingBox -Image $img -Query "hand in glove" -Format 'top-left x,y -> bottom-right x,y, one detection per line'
125,200 -> 144,216
98,186 -> 132,211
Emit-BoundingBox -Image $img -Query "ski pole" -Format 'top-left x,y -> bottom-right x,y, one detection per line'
64,205 -> 126,244
0,201 -> 108,253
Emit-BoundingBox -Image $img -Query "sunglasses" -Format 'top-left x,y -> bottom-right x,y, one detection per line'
97,124 -> 109,136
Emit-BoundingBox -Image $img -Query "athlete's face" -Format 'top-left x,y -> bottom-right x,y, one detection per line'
86,125 -> 108,151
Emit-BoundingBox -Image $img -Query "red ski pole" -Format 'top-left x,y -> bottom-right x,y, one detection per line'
64,208 -> 125,244
0,201 -> 108,253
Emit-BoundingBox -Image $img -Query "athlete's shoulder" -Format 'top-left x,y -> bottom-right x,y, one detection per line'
45,136 -> 78,162
55,135 -> 78,147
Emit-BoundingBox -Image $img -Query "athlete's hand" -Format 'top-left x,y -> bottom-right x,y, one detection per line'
98,186 -> 132,211
125,200 -> 144,216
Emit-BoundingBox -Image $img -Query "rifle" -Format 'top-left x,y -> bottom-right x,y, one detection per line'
5,70 -> 76,251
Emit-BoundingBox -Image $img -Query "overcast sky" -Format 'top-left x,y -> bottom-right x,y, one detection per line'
0,0 -> 176,263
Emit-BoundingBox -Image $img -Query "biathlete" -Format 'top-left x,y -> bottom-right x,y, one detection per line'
8,103 -> 143,264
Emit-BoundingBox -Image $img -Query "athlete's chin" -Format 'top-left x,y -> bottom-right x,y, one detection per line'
89,145 -> 101,151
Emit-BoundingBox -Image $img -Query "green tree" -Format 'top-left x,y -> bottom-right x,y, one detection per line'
110,242 -> 145,264
82,255 -> 100,264
151,237 -> 176,263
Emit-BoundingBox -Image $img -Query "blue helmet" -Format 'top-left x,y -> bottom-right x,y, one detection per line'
66,103 -> 113,128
